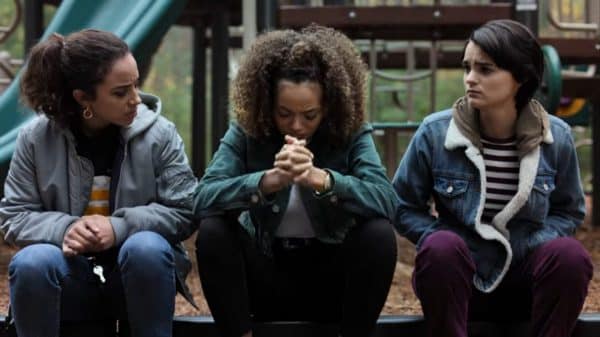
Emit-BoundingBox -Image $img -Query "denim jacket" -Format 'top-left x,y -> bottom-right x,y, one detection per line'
392,106 -> 585,292
194,122 -> 398,255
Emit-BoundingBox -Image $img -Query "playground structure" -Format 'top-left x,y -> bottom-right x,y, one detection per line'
0,0 -> 597,201
1,0 -> 596,225
0,1 -> 599,336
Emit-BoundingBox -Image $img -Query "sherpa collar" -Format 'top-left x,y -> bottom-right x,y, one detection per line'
449,96 -> 552,157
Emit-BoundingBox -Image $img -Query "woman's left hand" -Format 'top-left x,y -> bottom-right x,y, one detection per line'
81,215 -> 116,251
274,137 -> 314,175
281,135 -> 329,191
294,166 -> 329,192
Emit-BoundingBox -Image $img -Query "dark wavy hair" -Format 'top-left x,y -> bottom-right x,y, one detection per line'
232,24 -> 367,145
465,19 -> 544,112
20,29 -> 130,127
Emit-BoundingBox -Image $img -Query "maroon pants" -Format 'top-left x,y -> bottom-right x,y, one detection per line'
414,230 -> 593,337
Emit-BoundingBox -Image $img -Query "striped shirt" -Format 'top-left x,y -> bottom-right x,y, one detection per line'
84,175 -> 111,216
481,135 -> 519,225
72,124 -> 118,217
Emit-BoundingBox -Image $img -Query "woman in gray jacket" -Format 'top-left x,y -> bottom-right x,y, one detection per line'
0,29 -> 197,337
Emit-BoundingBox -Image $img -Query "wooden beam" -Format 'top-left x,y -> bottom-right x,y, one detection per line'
539,38 -> 600,65
279,4 -> 513,40
562,77 -> 600,98
178,0 -> 242,26
362,49 -> 464,69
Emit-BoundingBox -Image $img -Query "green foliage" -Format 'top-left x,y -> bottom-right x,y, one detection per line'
371,69 -> 464,123
0,0 -> 24,59
142,26 -> 193,159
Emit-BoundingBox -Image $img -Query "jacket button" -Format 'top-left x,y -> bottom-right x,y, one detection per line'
330,195 -> 338,203
272,205 -> 280,213
446,185 -> 454,193
250,194 -> 259,203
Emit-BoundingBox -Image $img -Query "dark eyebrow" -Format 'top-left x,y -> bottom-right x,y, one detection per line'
474,61 -> 495,67
111,79 -> 140,91
462,59 -> 495,67
279,106 -> 319,114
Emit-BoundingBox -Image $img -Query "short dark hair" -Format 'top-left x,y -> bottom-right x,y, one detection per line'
20,29 -> 130,127
465,19 -> 544,112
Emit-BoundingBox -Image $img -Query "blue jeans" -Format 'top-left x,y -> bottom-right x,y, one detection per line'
9,231 -> 176,337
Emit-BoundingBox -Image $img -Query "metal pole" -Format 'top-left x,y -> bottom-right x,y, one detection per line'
243,0 -> 257,50
24,0 -> 43,57
429,41 -> 437,115
514,0 -> 539,36
368,39 -> 376,121
257,0 -> 278,34
211,5 -> 230,155
192,23 -> 207,176
406,41 -> 415,120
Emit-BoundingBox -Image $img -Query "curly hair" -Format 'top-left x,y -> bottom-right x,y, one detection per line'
232,24 -> 367,145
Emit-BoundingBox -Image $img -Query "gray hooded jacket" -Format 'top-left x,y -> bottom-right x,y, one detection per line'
0,92 -> 197,303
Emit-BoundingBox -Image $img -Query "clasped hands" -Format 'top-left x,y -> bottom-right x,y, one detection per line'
62,214 -> 116,256
259,135 -> 329,195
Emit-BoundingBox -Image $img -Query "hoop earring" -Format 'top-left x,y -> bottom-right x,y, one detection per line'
82,106 -> 93,120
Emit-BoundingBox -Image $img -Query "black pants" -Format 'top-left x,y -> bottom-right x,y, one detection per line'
195,216 -> 397,337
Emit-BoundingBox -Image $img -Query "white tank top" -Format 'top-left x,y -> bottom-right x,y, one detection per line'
275,184 -> 316,238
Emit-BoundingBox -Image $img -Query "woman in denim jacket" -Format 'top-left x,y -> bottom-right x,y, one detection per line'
194,25 -> 398,337
0,30 -> 197,337
393,20 -> 593,337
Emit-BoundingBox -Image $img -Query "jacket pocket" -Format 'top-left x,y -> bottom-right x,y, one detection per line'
523,173 -> 556,221
434,176 -> 469,197
433,173 -> 471,221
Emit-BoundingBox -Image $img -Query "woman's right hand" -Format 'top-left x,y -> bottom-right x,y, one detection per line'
62,215 -> 115,256
259,167 -> 294,195
260,136 -> 314,195
62,218 -> 101,256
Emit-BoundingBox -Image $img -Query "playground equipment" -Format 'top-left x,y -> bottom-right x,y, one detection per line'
0,0 -> 187,195
535,45 -> 563,116
0,0 -> 22,93
1,0 -> 600,216
279,0 -> 600,227
0,1 -> 598,336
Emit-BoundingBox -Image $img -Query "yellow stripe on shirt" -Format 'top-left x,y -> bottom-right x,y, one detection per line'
84,175 -> 111,216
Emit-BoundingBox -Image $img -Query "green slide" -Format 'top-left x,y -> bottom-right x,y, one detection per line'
0,0 -> 187,194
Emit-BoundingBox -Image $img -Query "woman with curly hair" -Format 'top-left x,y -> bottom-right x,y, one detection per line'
194,25 -> 398,337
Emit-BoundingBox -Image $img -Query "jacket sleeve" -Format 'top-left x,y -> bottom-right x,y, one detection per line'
110,122 -> 197,246
319,128 -> 398,221
527,127 -> 585,249
193,124 -> 267,218
0,128 -> 79,247
391,122 -> 438,246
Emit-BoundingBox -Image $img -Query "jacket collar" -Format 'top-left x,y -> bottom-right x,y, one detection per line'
120,92 -> 161,141
56,92 -> 161,144
445,97 -> 553,154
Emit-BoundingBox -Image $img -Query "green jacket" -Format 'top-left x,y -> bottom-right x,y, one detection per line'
194,122 -> 398,254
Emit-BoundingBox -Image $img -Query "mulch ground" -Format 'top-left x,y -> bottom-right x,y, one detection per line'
1,196 -> 599,316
